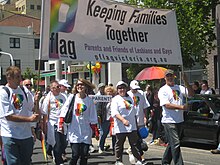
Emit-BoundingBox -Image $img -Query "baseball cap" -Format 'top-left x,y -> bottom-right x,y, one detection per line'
116,81 -> 128,88
130,80 -> 140,90
59,79 -> 71,88
98,83 -> 105,89
164,69 -> 174,77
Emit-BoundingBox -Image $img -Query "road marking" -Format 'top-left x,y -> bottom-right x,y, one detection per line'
184,161 -> 204,165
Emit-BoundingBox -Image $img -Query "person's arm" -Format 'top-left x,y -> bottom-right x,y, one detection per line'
115,114 -> 129,126
5,113 -> 39,122
164,103 -> 188,110
182,73 -> 194,97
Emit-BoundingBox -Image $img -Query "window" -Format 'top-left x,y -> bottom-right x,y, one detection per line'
37,5 -> 41,10
14,60 -> 21,69
30,5 -> 34,10
35,60 -> 48,70
34,39 -> 40,49
10,38 -> 20,48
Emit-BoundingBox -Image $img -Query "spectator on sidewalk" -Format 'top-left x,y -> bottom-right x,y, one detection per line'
200,80 -> 213,95
192,81 -> 201,94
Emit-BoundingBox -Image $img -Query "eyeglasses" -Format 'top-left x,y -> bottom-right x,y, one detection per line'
76,83 -> 84,87
25,84 -> 32,87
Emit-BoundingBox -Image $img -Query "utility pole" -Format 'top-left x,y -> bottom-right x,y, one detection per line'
216,5 -> 220,94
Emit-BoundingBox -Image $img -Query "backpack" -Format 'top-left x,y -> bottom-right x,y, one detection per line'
2,86 -> 28,101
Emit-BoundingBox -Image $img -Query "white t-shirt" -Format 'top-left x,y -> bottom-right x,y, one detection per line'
127,90 -> 149,127
0,85 -> 33,139
41,92 -> 66,146
158,84 -> 187,123
200,88 -> 212,95
60,94 -> 98,144
111,94 -> 137,134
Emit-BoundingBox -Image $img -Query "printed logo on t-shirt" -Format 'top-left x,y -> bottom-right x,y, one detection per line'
12,93 -> 24,109
172,90 -> 180,101
133,96 -> 140,106
124,100 -> 132,110
75,103 -> 87,116
55,99 -> 64,108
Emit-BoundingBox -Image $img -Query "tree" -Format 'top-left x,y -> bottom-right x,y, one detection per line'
22,67 -> 38,81
125,0 -> 218,79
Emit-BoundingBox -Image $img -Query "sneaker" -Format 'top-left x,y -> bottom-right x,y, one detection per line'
98,148 -> 104,154
62,154 -> 67,162
211,149 -> 220,154
115,161 -> 124,165
104,144 -> 110,151
135,160 -> 143,165
47,154 -> 53,159
126,147 -> 132,155
89,145 -> 95,153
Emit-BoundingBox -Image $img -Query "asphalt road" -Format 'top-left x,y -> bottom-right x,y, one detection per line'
27,134 -> 220,165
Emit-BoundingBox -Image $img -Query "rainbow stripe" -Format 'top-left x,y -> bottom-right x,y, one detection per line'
75,103 -> 87,116
12,94 -> 24,109
124,100 -> 132,110
55,99 -> 64,108
133,96 -> 140,106
172,90 -> 180,101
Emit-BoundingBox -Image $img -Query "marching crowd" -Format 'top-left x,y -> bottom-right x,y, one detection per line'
6,65 -> 220,165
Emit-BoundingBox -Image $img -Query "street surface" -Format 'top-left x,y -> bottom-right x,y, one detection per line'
23,134 -> 220,165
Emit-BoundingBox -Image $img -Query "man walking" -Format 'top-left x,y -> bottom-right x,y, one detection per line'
41,80 -> 67,165
158,69 -> 194,165
0,66 -> 39,165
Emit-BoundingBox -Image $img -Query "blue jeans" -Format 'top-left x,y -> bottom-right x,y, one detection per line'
162,123 -> 184,165
99,120 -> 110,151
2,136 -> 34,165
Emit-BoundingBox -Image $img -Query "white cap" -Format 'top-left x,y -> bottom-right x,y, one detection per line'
130,80 -> 140,90
116,81 -> 128,88
59,79 -> 71,88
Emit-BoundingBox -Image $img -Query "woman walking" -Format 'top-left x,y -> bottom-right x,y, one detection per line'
60,78 -> 99,165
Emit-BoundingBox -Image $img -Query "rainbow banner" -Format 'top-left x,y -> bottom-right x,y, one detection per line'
40,0 -> 182,65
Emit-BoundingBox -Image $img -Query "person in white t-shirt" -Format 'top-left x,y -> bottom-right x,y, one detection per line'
41,80 -> 67,165
127,80 -> 149,161
158,69 -> 194,165
0,66 -> 39,165
111,81 -> 143,165
60,78 -> 99,165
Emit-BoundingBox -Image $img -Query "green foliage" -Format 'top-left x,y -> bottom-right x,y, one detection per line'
22,67 -> 38,80
125,0 -> 218,79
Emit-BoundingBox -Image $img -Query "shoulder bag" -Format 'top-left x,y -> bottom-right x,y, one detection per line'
64,94 -> 75,123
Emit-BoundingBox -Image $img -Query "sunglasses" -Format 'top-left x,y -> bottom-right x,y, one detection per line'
51,85 -> 60,89
25,84 -> 32,87
76,83 -> 84,87
117,86 -> 126,89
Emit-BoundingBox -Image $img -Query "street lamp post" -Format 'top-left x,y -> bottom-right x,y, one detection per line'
0,51 -> 14,66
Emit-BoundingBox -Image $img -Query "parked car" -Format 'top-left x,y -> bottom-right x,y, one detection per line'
181,94 -> 220,146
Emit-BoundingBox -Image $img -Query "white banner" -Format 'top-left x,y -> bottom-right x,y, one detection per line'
41,0 -> 182,65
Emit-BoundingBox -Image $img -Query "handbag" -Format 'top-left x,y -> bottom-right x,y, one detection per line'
64,94 -> 75,123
